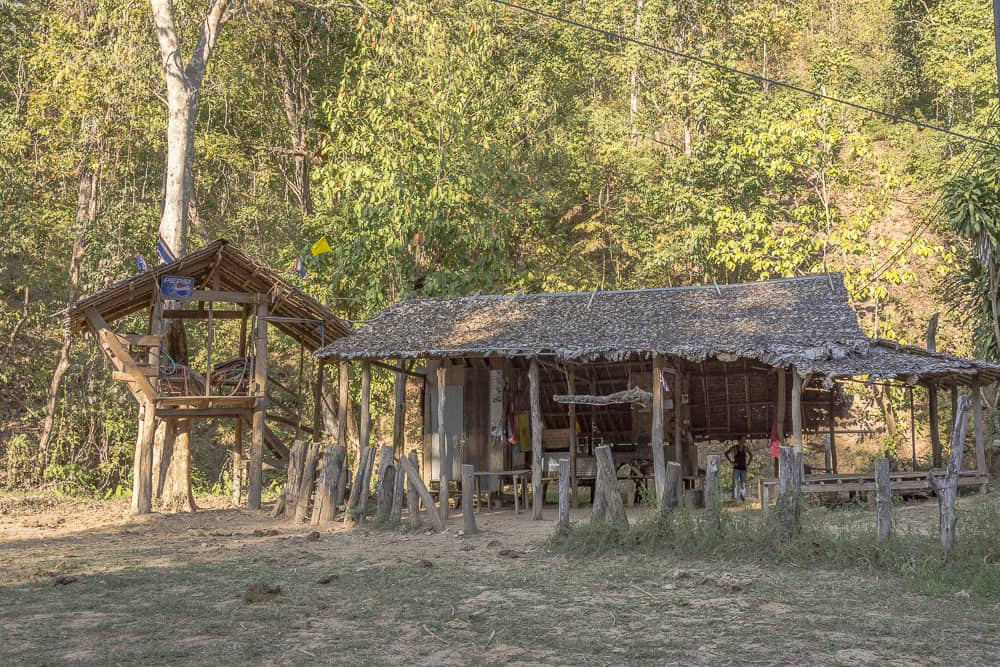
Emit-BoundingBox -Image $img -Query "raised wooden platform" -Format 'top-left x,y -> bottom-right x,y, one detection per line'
761,470 -> 989,501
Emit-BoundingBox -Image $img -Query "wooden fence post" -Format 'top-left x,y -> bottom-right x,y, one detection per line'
651,355 -> 667,503
293,440 -> 320,523
390,455 -> 405,522
875,457 -> 892,539
273,440 -> 305,518
594,445 -> 628,526
376,445 -> 394,522
529,358 -> 544,520
436,361 -> 450,523
406,450 -> 422,529
398,454 -> 444,532
462,464 -> 479,535
558,458 -> 571,532
705,454 -> 721,520
929,395 -> 970,554
777,446 -> 801,530
312,445 -> 346,524
663,461 -> 681,510
592,461 -> 606,521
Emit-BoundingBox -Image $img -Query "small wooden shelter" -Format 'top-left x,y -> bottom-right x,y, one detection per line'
64,239 -> 351,514
316,274 -> 998,517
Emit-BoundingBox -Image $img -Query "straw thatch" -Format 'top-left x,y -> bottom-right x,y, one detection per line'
316,274 -> 1000,387
64,240 -> 350,350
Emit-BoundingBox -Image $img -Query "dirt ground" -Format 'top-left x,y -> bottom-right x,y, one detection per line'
1,494 -> 998,666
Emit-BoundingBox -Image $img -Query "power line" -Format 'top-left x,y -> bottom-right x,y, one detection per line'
489,0 -> 1000,150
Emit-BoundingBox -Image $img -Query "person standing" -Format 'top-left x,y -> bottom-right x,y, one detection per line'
725,437 -> 753,502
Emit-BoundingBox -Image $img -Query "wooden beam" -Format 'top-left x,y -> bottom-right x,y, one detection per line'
85,308 -> 157,403
436,361 -> 449,523
176,289 -> 261,304
247,302 -> 269,510
651,355 -> 667,506
157,407 -> 253,419
161,309 -> 244,320
529,358 -> 544,520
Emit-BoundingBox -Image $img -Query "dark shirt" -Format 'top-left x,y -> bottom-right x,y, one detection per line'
726,446 -> 750,470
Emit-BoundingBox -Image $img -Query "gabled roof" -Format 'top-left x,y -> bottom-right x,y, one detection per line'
316,274 -> 867,364
315,273 -> 1000,386
65,239 -> 350,350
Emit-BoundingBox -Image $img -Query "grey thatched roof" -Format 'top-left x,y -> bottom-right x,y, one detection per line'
315,274 -> 1000,386
317,274 -> 866,364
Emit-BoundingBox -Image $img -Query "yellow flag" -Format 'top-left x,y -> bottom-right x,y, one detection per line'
310,237 -> 332,256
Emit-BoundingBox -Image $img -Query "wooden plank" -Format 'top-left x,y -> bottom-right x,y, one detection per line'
594,445 -> 627,526
85,308 -> 156,403
651,355 -> 666,507
175,289 -> 261,304
436,362 -> 449,523
875,457 -> 893,539
156,407 -> 252,419
113,369 -> 157,381
529,358 -> 544,520
130,401 -> 156,515
162,309 -> 245,320
156,395 -> 257,409
398,454 -> 444,532
557,458 -> 570,532
462,464 -> 479,535
247,302 -> 268,510
123,334 -> 162,347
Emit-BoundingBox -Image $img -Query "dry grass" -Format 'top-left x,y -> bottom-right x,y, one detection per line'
1,493 -> 999,665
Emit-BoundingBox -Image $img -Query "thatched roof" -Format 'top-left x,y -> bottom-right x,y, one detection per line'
316,274 -> 1000,386
317,274 -> 865,364
64,239 -> 351,350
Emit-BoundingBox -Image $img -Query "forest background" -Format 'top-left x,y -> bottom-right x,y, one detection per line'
3,0 -> 1000,495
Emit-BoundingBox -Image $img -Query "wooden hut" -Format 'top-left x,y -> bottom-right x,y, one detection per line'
315,274 -> 998,517
64,240 -> 351,514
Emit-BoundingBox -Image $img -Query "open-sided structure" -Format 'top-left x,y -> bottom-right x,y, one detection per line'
65,240 -> 350,514
316,274 -> 998,517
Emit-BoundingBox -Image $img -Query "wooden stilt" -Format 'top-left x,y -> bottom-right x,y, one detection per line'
529,358 -> 544,519
130,401 -> 156,515
247,302 -> 268,510
436,362 -> 450,523
651,355 -> 667,507
928,383 -> 942,468
791,370 -> 803,453
775,368 -> 786,477
565,366 -> 579,508
392,364 -> 406,457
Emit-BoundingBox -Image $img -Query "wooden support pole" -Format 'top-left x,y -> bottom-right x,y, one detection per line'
928,383 -> 942,468
312,444 -> 346,524
376,445 -> 395,522
398,454 -> 444,532
392,365 -> 406,457
777,445 -> 801,530
565,367 -> 579,508
529,358 -> 544,520
875,457 -> 893,539
337,360 -> 349,449
436,362 -> 450,523
673,362 -> 683,464
461,464 -> 479,535
594,445 -> 628,526
663,461 -> 681,510
557,458 -> 570,532
406,450 -> 422,529
130,401 -> 156,515
357,361 -> 373,519
651,355 -> 667,505
929,395 -> 971,554
247,302 -> 268,510
973,379 -> 987,485
908,387 -> 917,470
312,358 -> 326,443
705,454 -> 721,520
791,370 -> 803,454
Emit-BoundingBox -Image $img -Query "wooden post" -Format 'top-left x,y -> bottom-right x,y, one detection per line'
293,440 -> 320,523
346,445 -> 374,523
565,366 -> 579,508
376,445 -> 395,521
775,368 -> 786,477
247,302 -> 268,510
436,362 -> 450,523
130,401 -> 156,515
777,445 -> 801,530
529,358 -> 544,520
929,395 -> 971,554
557,458 -> 570,532
461,464 -> 479,535
390,454 -> 405,522
398,454 -> 444,532
357,361 -> 373,519
312,358 -> 326,443
908,387 -> 917,470
392,364 -> 406,457
231,309 -> 248,507
791,370 -> 803,453
591,461 -> 606,521
875,457 -> 893,539
928,383 -> 942,468
663,461 -> 681,510
673,363 -> 683,465
705,454 -> 721,519
972,379 -> 987,486
275,439 -> 305,518
651,355 -> 667,506
406,450 -> 422,529
337,360 -> 349,449
312,444 -> 346,524
829,393 -> 838,474
594,445 -> 628,526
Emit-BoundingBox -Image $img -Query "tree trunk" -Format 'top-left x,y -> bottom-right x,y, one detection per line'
39,149 -> 100,467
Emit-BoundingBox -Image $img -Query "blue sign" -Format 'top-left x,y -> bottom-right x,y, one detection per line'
161,275 -> 195,299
